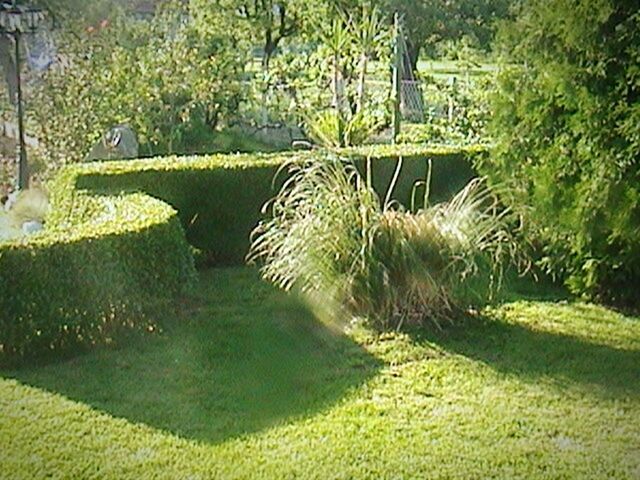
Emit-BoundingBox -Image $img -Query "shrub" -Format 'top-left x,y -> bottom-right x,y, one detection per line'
51,145 -> 483,265
29,4 -> 247,177
396,75 -> 493,146
248,155 -> 518,330
484,0 -> 640,305
305,109 -> 380,148
0,193 -> 196,363
0,144 -> 482,360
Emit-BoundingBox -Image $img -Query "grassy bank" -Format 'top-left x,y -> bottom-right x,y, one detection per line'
1,268 -> 639,479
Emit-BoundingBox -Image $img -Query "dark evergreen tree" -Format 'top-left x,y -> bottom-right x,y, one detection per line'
482,0 -> 640,304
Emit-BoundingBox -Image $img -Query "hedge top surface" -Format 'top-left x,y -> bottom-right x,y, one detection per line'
343,143 -> 488,158
1,193 -> 179,250
57,143 -> 486,178
73,151 -> 295,175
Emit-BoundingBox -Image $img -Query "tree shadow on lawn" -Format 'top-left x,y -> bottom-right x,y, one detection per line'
2,268 -> 381,445
418,303 -> 640,399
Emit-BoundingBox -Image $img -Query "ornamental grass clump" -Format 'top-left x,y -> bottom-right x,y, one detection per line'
249,155 -> 519,330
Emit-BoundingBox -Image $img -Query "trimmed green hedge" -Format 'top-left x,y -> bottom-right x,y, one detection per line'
49,152 -> 290,265
345,143 -> 482,207
0,193 -> 196,362
52,145 -> 482,265
0,143 -> 480,362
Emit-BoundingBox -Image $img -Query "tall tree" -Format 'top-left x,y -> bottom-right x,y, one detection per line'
236,0 -> 298,70
379,0 -> 512,76
482,0 -> 640,304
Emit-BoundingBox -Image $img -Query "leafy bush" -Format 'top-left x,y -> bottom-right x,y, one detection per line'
29,4 -> 247,177
51,145 -> 482,265
249,155 -> 518,330
0,193 -> 196,363
305,109 -> 380,147
483,0 -> 640,305
397,75 -> 493,146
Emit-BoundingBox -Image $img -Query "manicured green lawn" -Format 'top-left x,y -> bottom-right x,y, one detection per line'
1,268 -> 639,479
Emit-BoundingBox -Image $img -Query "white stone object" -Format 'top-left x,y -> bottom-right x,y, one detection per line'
22,220 -> 43,235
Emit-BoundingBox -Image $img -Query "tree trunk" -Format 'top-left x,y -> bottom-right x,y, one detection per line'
262,27 -> 275,71
0,35 -> 17,104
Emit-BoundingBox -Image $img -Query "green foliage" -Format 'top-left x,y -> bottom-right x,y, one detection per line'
378,0 -> 512,70
249,155 -> 518,330
0,193 -> 196,363
484,0 -> 640,304
197,0 -> 312,69
29,4 -> 247,176
305,109 -> 380,147
397,75 -> 493,145
52,145 -> 481,265
240,4 -> 392,143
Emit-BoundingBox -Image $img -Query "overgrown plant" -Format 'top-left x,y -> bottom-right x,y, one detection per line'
30,3 -> 247,176
305,110 -> 380,148
249,155 -> 520,330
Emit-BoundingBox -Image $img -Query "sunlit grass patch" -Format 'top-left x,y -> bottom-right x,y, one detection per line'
1,268 -> 639,479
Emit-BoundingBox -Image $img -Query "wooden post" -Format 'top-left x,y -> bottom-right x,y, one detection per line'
335,49 -> 345,147
391,13 -> 401,144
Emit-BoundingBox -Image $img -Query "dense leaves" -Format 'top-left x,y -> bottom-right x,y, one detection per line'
0,192 -> 195,363
29,4 -> 247,174
398,75 -> 493,145
58,145 -> 479,264
378,0 -> 512,74
483,0 -> 640,304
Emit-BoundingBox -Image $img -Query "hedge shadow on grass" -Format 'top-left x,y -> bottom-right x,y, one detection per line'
419,306 -> 640,400
2,268 -> 381,445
